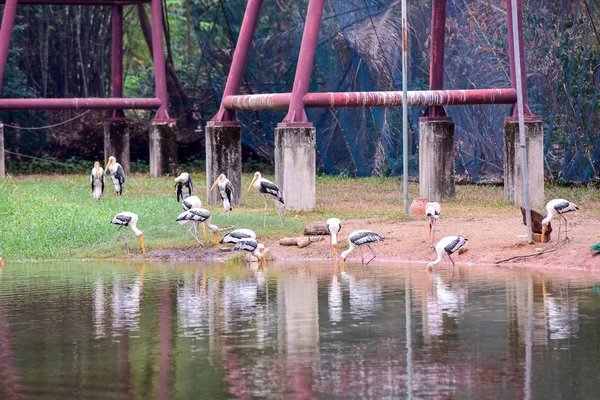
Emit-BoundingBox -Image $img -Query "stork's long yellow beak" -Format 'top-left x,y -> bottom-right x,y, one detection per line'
210,175 -> 221,191
260,248 -> 266,266
214,231 -> 220,248
248,175 -> 258,191
201,223 -> 207,238
428,222 -> 432,240
138,234 -> 146,255
104,159 -> 112,174
541,225 -> 547,243
332,243 -> 337,263
340,258 -> 345,270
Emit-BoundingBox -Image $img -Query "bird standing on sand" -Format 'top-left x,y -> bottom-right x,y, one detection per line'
234,238 -> 266,265
220,229 -> 256,245
210,174 -> 235,215
175,173 -> 193,202
91,161 -> 105,200
326,218 -> 342,262
427,235 -> 468,271
425,202 -> 441,247
248,171 -> 284,226
176,208 -> 220,248
111,212 -> 146,254
104,156 -> 125,195
340,230 -> 384,268
542,199 -> 579,243
181,194 -> 206,237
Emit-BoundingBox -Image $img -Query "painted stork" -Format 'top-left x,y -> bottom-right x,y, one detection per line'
542,199 -> 579,243
425,202 -> 441,247
326,218 -> 342,262
175,172 -> 193,202
234,238 -> 266,265
248,171 -> 284,226
427,235 -> 468,271
210,173 -> 235,215
91,161 -> 105,200
340,230 -> 384,268
176,208 -> 220,247
104,156 -> 125,195
111,212 -> 146,254
220,229 -> 256,245
181,194 -> 206,237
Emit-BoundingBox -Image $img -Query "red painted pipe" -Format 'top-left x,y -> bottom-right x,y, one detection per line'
150,0 -> 171,121
0,0 -> 149,4
224,89 -> 517,110
0,0 -> 18,92
0,98 -> 162,110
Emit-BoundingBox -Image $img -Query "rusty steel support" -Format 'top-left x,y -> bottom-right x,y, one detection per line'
110,4 -> 125,118
506,0 -> 533,118
224,89 -> 518,110
150,0 -> 171,121
426,0 -> 448,118
0,97 -> 161,109
279,0 -> 325,127
0,0 -> 18,92
208,0 -> 264,126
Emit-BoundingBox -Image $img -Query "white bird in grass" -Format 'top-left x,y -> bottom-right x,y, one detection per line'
340,230 -> 384,268
248,171 -> 284,227
326,218 -> 342,262
427,235 -> 468,272
181,194 -> 206,238
176,208 -> 220,248
542,199 -> 579,243
104,156 -> 125,195
234,238 -> 266,266
175,172 -> 193,202
425,202 -> 441,247
111,212 -> 146,255
210,173 -> 235,215
220,229 -> 256,245
91,161 -> 105,200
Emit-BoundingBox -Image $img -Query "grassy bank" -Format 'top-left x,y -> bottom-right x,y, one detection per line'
1,173 -> 598,261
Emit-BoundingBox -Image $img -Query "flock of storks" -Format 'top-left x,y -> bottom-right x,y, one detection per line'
91,156 -> 580,270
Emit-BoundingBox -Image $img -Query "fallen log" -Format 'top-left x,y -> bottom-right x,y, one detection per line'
304,225 -> 329,236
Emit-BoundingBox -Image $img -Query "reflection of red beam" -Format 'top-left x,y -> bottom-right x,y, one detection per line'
0,98 -> 161,110
0,286 -> 26,398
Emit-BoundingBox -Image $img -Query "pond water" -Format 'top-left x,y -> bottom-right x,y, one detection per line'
0,261 -> 599,399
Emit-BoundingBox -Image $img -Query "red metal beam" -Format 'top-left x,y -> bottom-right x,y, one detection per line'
426,0 -> 448,118
209,0 -> 264,126
0,0 -> 18,92
224,89 -> 517,111
0,98 -> 161,110
150,0 -> 171,121
0,0 -> 149,4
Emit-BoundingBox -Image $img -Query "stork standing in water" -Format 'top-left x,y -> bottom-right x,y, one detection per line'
210,173 -> 235,215
181,194 -> 206,238
175,173 -> 193,202
90,161 -> 105,200
326,218 -> 342,262
542,199 -> 579,243
104,156 -> 125,195
425,202 -> 441,248
176,208 -> 220,248
340,230 -> 384,268
248,171 -> 284,227
234,238 -> 266,266
111,212 -> 146,254
427,235 -> 468,271
220,229 -> 256,245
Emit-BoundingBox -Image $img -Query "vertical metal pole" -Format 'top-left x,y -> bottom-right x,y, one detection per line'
111,5 -> 124,119
510,0 -> 533,243
428,0 -> 447,117
405,274 -> 413,400
506,0 -> 528,105
0,0 -> 18,92
150,0 -> 170,121
280,0 -> 325,126
210,0 -> 264,125
0,122 -> 5,179
401,0 -> 409,214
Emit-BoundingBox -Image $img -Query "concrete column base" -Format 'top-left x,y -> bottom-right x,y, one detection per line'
503,119 -> 544,209
103,118 -> 131,174
275,127 -> 316,211
149,120 -> 177,177
418,117 -> 456,201
205,124 -> 242,205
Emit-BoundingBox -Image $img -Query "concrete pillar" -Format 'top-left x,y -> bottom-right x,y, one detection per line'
0,122 -> 5,179
205,124 -> 242,205
149,120 -> 177,177
103,118 -> 130,174
418,117 -> 456,201
274,127 -> 316,211
503,119 -> 544,208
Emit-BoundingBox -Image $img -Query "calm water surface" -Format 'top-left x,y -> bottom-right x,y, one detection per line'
1,261 -> 600,399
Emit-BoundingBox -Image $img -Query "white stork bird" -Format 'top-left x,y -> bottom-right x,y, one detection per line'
104,156 -> 125,195
248,171 -> 284,227
90,161 -> 105,200
425,202 -> 441,247
210,173 -> 235,215
340,230 -> 384,268
176,208 -> 220,248
111,212 -> 146,255
234,238 -> 266,265
220,229 -> 256,245
175,172 -> 193,202
542,199 -> 579,243
181,194 -> 206,238
427,235 -> 468,271
326,218 -> 342,262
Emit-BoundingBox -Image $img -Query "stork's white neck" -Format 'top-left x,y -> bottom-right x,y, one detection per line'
130,223 -> 142,237
340,241 -> 356,261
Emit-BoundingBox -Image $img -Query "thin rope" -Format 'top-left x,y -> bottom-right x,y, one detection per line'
1,110 -> 91,131
3,150 -> 89,171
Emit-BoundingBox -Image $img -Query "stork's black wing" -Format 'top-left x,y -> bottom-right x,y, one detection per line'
234,240 -> 258,252
187,175 -> 193,195
260,181 -> 284,204
350,231 -> 384,245
176,183 -> 183,202
115,165 -> 126,195
225,181 -> 235,209
444,236 -> 467,255
115,214 -> 132,225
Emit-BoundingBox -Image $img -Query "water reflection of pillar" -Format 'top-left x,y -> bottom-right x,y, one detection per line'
0,289 -> 27,398
93,279 -> 107,338
277,273 -> 319,398
158,289 -> 173,400
405,273 -> 413,400
541,278 -> 579,340
510,274 -> 547,347
524,274 -> 533,400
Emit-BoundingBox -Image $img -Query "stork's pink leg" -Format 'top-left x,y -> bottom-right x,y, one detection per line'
262,194 -> 268,227
366,245 -> 377,265
273,198 -> 283,225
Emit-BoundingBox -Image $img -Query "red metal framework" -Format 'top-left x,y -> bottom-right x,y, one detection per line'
0,0 -> 171,120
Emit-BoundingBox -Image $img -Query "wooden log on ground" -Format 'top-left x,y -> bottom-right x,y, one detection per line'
304,225 -> 329,236
297,237 -> 311,248
279,237 -> 298,246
